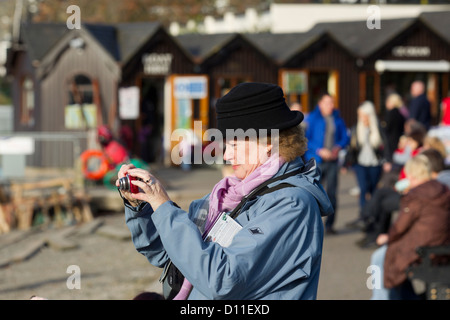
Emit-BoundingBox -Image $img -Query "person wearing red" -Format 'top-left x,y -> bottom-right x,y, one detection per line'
441,95 -> 450,126
98,125 -> 129,169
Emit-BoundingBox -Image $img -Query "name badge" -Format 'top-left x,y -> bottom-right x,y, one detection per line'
204,213 -> 242,247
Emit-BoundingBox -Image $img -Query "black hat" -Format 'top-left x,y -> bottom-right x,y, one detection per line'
215,82 -> 303,137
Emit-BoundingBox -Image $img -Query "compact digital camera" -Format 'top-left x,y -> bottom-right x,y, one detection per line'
118,174 -> 139,194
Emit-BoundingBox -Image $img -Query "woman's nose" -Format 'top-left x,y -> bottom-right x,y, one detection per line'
223,146 -> 233,162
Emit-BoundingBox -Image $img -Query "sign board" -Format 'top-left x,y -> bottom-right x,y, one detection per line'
174,76 -> 208,99
282,71 -> 308,94
119,86 -> 140,120
142,53 -> 173,75
392,46 -> 431,58
0,136 -> 35,155
65,104 -> 97,129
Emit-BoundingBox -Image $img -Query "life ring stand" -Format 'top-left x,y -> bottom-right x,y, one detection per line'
80,149 -> 109,180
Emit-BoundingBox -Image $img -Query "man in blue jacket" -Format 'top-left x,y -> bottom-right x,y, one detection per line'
304,93 -> 349,234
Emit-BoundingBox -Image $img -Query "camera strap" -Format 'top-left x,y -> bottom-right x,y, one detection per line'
228,165 -> 304,219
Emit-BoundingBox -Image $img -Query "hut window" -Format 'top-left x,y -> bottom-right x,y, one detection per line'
20,76 -> 35,126
65,74 -> 97,129
68,74 -> 94,105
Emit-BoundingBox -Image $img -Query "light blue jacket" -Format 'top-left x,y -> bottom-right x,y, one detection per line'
124,157 -> 333,300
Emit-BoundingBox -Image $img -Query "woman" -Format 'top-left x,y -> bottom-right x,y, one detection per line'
370,155 -> 450,299
347,101 -> 384,213
381,93 -> 406,167
117,82 -> 333,300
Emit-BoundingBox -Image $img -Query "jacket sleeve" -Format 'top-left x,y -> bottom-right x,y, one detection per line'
304,114 -> 323,160
124,198 -> 208,268
388,202 -> 419,244
124,202 -> 169,268
151,189 -> 323,299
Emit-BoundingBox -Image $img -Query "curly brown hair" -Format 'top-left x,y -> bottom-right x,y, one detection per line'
263,125 -> 308,162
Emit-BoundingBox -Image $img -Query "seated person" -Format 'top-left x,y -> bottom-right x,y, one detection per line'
98,125 -> 129,168
370,155 -> 450,299
421,148 -> 450,188
355,129 -> 426,248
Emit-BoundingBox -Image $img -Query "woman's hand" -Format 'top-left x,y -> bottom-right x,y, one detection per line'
116,164 -> 140,207
116,164 -> 170,211
376,233 -> 389,246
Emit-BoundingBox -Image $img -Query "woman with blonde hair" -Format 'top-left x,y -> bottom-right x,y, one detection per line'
423,135 -> 447,159
382,93 -> 406,168
346,101 -> 384,222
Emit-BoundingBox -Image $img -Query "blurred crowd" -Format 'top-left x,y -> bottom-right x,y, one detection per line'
296,79 -> 450,300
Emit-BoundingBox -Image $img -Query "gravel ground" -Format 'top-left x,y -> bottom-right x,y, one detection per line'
0,213 -> 163,300
0,166 -> 377,300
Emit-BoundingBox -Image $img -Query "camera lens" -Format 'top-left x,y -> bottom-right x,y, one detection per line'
118,176 -> 130,191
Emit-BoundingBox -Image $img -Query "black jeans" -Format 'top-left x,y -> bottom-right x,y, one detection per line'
319,160 -> 338,230
362,187 -> 401,238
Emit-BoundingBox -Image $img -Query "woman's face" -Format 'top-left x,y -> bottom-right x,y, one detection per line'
358,110 -> 370,127
223,138 -> 270,180
385,98 -> 394,110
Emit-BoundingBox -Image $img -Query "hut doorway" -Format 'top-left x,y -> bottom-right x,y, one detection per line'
140,77 -> 165,163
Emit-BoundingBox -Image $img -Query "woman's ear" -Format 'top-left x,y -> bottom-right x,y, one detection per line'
266,144 -> 273,157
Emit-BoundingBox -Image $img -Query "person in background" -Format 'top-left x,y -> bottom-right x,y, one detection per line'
408,81 -> 431,130
393,128 -> 426,181
355,128 -> 426,248
304,92 -> 349,234
423,135 -> 447,160
345,101 -> 384,227
97,125 -> 129,169
440,92 -> 450,126
290,101 -> 303,112
421,147 -> 450,189
290,101 -> 308,128
381,93 -> 406,168
370,155 -> 450,300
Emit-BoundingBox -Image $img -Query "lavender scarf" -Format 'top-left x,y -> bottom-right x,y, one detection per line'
173,155 -> 285,300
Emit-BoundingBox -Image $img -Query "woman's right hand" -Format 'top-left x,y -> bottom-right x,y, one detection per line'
116,163 -> 141,207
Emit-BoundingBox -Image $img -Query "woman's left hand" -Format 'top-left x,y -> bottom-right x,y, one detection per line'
376,233 -> 389,246
126,168 -> 171,211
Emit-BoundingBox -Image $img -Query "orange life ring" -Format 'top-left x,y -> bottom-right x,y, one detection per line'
80,149 -> 109,180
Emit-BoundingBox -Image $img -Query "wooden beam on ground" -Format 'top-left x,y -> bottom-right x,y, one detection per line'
11,238 -> 47,264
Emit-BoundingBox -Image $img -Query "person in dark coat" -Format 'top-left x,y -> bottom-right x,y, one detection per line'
408,81 -> 431,130
381,93 -> 406,165
370,155 -> 450,299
